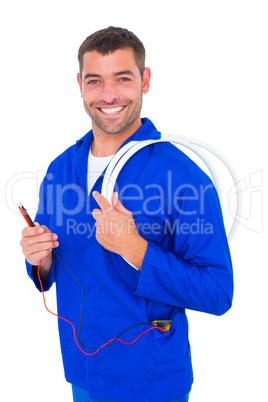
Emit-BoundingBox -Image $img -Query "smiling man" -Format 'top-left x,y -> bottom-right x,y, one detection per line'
20,27 -> 233,402
78,49 -> 149,136
77,46 -> 150,155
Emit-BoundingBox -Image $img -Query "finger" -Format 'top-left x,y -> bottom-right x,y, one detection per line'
21,225 -> 45,237
112,192 -> 132,215
22,222 -> 55,237
26,239 -> 59,255
20,232 -> 58,248
23,239 -> 59,265
25,248 -> 54,267
92,208 -> 103,220
92,191 -> 113,213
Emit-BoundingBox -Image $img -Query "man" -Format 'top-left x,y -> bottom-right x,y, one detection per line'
20,27 -> 233,402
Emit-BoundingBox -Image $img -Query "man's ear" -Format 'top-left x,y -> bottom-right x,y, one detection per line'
142,67 -> 151,94
77,73 -> 83,97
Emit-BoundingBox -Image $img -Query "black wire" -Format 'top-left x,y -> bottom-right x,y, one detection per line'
18,203 -> 156,351
52,250 -> 92,348
52,249 -> 153,351
79,322 -> 153,351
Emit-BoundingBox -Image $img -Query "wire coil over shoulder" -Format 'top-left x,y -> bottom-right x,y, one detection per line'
101,135 -> 241,243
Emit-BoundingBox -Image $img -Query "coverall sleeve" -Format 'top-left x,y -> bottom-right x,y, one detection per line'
25,169 -> 56,292
134,174 -> 234,316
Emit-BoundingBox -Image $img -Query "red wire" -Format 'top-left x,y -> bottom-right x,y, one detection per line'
37,260 -> 165,356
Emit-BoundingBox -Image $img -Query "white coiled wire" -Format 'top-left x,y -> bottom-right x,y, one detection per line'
101,135 -> 241,268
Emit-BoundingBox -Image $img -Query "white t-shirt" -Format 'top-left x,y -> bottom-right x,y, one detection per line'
87,148 -> 114,194
87,147 -> 139,271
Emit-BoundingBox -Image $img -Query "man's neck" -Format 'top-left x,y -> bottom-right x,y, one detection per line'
91,119 -> 142,157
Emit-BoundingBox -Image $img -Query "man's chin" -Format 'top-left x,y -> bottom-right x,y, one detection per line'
95,124 -> 126,135
92,116 -> 136,136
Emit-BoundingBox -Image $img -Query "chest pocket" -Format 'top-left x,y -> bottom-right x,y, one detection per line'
134,214 -> 165,243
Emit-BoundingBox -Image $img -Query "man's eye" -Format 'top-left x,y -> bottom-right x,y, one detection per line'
120,77 -> 130,82
88,80 -> 99,85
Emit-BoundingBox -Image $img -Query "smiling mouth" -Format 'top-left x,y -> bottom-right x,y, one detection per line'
98,106 -> 126,115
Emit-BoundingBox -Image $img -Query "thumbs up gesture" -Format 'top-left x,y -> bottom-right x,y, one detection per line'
92,191 -> 148,270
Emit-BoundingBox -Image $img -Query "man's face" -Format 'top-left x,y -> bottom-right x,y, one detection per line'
77,48 -> 150,136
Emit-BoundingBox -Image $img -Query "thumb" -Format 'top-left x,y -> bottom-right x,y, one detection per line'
34,222 -> 52,234
112,192 -> 132,215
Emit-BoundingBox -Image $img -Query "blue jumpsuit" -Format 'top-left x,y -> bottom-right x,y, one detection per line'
27,118 -> 233,401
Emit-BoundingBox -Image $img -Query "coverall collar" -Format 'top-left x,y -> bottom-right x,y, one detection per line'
74,118 -> 161,192
76,117 -> 161,146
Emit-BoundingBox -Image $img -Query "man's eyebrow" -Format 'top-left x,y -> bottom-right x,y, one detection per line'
83,70 -> 135,81
83,73 -> 101,81
114,70 -> 135,77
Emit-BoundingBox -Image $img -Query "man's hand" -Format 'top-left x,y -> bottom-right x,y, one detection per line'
20,224 -> 59,282
92,191 -> 148,270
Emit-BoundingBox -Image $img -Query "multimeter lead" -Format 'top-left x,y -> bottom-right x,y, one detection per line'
18,203 -> 35,227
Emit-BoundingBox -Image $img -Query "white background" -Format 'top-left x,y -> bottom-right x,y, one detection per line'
1,1 -> 267,401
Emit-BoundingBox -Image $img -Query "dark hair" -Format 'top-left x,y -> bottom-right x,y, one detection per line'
78,26 -> 146,77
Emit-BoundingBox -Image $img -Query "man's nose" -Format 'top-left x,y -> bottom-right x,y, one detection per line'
100,81 -> 118,104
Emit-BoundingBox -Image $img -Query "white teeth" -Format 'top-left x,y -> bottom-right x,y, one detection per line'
100,106 -> 125,115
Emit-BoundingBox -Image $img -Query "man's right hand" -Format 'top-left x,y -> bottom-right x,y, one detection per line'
20,224 -> 59,282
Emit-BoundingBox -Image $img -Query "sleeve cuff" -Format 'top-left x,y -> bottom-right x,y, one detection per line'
26,257 -> 55,292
